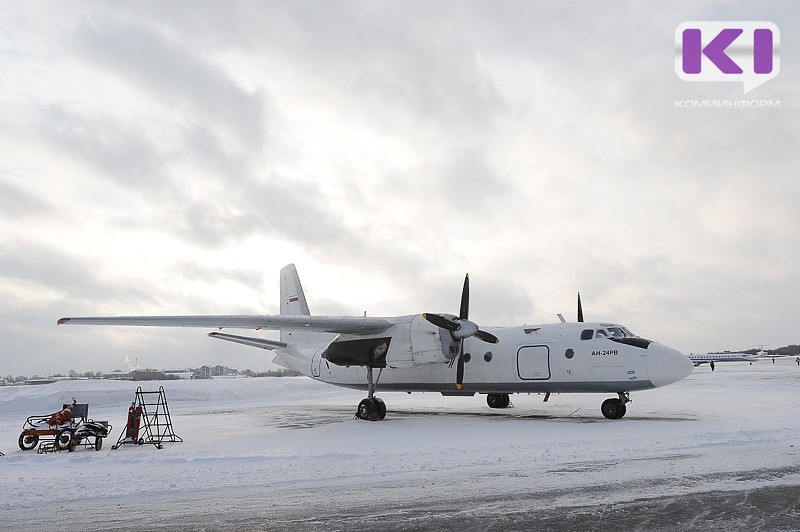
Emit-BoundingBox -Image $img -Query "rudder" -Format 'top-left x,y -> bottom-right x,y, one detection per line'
279,264 -> 334,346
280,263 -> 310,317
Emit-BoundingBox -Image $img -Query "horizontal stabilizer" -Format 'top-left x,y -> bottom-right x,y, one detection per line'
208,332 -> 288,350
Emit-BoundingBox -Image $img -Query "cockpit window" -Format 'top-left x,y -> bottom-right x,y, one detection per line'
597,326 -> 637,339
581,329 -> 593,340
607,327 -> 626,338
596,327 -> 639,339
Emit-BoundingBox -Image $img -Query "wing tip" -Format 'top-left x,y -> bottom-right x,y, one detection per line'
57,318 -> 70,325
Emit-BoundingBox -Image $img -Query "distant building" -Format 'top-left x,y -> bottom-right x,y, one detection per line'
192,365 -> 239,379
130,369 -> 166,381
164,370 -> 193,380
103,370 -> 132,380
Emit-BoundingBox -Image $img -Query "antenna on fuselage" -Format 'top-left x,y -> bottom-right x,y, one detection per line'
577,292 -> 584,322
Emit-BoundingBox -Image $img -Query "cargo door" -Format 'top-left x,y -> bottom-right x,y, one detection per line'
517,345 -> 551,380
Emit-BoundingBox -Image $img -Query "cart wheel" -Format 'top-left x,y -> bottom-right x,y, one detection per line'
55,428 -> 74,450
68,437 -> 79,452
95,437 -> 103,451
18,432 -> 38,451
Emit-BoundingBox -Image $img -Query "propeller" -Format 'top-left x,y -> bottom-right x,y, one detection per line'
423,274 -> 499,389
577,292 -> 584,322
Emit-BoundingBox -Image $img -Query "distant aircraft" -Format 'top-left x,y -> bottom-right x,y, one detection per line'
58,264 -> 693,421
687,352 -> 760,370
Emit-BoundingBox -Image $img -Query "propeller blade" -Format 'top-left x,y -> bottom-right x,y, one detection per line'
475,329 -> 500,344
423,313 -> 459,332
460,274 -> 469,320
456,347 -> 465,390
577,292 -> 584,323
428,273 -> 499,390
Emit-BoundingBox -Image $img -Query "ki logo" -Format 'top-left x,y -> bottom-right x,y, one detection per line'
675,21 -> 780,94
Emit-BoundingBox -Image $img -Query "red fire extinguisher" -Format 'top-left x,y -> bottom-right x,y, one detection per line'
125,403 -> 143,442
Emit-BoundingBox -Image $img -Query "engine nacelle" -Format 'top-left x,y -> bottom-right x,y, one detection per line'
324,315 -> 451,369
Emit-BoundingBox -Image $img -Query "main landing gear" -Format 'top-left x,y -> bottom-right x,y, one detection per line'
486,393 -> 511,409
355,366 -> 386,421
601,392 -> 630,420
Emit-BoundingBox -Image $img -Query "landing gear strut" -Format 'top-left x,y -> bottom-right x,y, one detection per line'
486,393 -> 511,409
355,366 -> 386,421
601,392 -> 630,420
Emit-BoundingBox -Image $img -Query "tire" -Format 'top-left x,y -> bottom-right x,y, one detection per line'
95,437 -> 103,451
487,393 -> 509,409
601,398 -> 627,420
374,398 -> 387,420
18,432 -> 38,451
357,399 -> 373,420
55,428 -> 74,450
68,437 -> 79,452
487,394 -> 501,408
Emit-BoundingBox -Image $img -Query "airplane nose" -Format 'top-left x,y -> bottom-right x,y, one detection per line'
646,344 -> 694,387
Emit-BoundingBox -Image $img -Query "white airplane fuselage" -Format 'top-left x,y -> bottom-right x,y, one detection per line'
275,317 -> 691,395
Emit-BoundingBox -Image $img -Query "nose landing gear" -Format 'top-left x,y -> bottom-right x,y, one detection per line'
601,392 -> 630,419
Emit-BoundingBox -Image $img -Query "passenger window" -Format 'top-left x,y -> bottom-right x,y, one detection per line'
581,329 -> 593,340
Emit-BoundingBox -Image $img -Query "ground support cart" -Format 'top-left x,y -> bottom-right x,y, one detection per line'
68,420 -> 113,451
18,402 -> 111,452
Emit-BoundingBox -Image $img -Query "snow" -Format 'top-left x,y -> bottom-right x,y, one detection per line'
1,360 -> 799,530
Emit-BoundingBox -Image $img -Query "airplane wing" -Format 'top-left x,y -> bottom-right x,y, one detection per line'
57,315 -> 394,335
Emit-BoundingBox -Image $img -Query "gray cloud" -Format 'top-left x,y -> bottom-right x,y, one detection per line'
75,14 -> 267,150
1,2 -> 798,375
0,180 -> 53,219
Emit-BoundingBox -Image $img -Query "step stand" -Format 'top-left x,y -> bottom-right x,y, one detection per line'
112,386 -> 183,450
37,441 -> 59,454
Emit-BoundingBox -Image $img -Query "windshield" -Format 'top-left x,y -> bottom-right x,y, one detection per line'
597,326 -> 637,338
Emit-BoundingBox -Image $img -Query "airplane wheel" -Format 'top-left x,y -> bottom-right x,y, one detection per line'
357,399 -> 373,420
487,393 -> 510,409
601,398 -> 626,420
373,398 -> 387,420
356,398 -> 385,421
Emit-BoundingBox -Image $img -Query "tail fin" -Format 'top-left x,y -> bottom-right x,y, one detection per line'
280,263 -> 311,317
279,264 -> 334,345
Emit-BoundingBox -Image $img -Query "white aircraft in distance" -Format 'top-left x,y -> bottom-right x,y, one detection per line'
59,264 -> 693,421
687,352 -> 760,370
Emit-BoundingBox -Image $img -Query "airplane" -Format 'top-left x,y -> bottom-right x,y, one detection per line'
58,264 -> 694,421
687,352 -> 760,370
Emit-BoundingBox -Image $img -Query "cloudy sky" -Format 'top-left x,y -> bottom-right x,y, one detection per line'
2,2 -> 798,376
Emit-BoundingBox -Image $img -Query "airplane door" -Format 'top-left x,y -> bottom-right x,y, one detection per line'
517,345 -> 551,380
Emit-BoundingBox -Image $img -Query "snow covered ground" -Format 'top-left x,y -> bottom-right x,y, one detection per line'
1,359 -> 799,531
